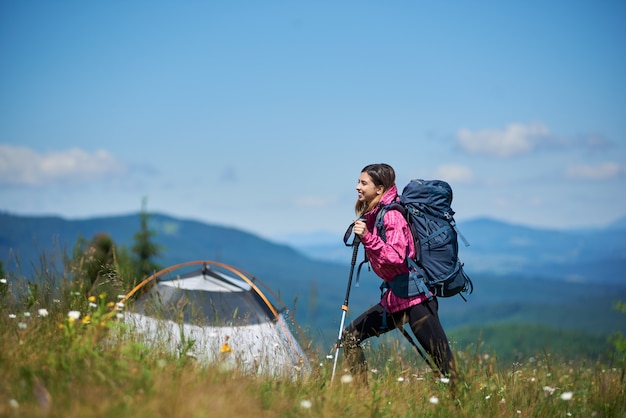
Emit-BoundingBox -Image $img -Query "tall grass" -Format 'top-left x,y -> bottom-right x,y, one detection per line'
1,269 -> 624,417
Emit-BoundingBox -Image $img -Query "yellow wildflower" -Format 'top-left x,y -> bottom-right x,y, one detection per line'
220,336 -> 232,353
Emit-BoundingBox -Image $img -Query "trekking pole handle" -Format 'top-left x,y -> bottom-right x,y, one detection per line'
350,217 -> 365,262
353,217 -> 366,242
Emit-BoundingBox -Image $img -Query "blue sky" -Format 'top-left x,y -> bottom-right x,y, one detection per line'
1,1 -> 625,241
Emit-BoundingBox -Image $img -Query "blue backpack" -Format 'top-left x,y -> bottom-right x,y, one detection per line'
376,179 -> 473,300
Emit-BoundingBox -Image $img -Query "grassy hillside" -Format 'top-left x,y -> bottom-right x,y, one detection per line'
1,274 -> 624,417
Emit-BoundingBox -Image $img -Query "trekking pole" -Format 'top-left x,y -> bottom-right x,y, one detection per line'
330,220 -> 363,384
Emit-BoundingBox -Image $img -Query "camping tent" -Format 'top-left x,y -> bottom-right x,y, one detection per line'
123,261 -> 311,378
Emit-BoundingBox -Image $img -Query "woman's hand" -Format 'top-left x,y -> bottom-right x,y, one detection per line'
353,219 -> 368,238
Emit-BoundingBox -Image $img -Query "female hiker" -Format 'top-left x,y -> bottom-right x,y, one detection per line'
342,163 -> 456,382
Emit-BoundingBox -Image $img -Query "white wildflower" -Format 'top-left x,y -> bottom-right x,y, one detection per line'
300,400 -> 312,409
439,377 -> 450,384
429,396 -> 439,405
24,312 -> 31,318
0,278 -> 7,284
485,395 -> 491,400
38,309 -> 49,317
397,376 -> 405,382
9,314 -> 16,319
117,294 -> 125,299
560,392 -> 573,401
89,302 -> 97,308
68,310 -> 81,321
18,322 -> 27,329
340,374 -> 353,384
543,386 -> 556,395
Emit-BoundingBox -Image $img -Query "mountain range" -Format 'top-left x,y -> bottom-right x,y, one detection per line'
2,211 -> 626,350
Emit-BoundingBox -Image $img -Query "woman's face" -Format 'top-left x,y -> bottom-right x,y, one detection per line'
356,171 -> 383,204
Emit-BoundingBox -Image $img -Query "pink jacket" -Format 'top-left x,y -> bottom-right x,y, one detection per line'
360,185 -> 430,313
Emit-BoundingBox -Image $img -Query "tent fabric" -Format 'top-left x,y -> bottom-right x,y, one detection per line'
124,262 -> 311,378
125,311 -> 306,376
132,278 -> 274,326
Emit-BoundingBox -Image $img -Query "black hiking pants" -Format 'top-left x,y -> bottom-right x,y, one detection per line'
342,297 -> 456,378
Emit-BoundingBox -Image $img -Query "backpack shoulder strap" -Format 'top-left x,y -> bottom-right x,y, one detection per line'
375,201 -> 422,264
374,202 -> 405,243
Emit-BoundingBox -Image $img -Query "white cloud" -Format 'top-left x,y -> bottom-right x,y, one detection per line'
565,162 -> 624,180
0,144 -> 127,186
456,122 -> 552,158
432,164 -> 475,184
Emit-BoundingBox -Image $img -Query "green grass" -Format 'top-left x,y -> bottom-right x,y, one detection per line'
1,275 -> 625,417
